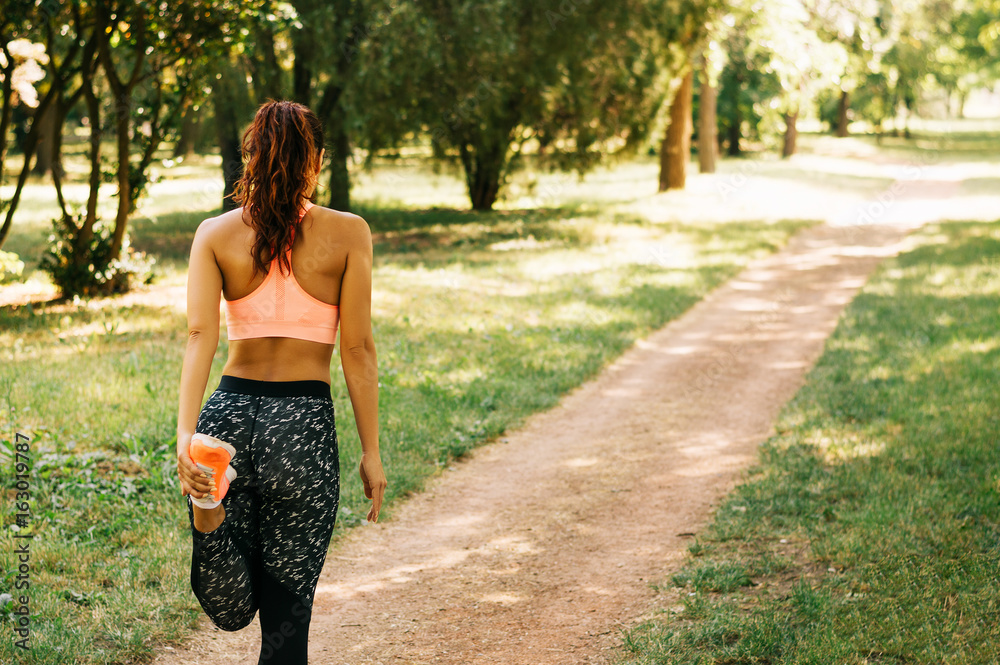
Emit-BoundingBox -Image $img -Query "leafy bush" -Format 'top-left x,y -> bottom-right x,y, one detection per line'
39,215 -> 155,298
0,250 -> 24,284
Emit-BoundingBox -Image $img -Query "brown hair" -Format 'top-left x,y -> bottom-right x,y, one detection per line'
232,100 -> 324,281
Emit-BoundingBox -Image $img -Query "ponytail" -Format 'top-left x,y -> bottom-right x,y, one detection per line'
232,101 -> 324,281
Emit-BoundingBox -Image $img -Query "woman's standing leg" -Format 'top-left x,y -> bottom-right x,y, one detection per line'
251,393 -> 340,664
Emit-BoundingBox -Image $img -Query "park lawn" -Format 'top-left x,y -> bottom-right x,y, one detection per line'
619,219 -> 1000,665
0,182 -> 810,662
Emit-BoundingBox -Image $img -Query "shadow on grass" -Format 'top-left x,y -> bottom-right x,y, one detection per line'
331,264 -> 729,517
621,220 -> 1000,665
0,204 -> 812,664
847,131 -> 1000,158
128,203 -> 587,267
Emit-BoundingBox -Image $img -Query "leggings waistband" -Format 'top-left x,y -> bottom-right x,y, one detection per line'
217,375 -> 332,399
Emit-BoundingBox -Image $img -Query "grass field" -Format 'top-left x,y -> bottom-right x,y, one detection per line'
1,119 -> 997,662
0,150 -> 816,662
618,220 -> 1000,664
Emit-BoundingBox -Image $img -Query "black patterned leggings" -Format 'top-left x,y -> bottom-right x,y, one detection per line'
186,375 -> 340,664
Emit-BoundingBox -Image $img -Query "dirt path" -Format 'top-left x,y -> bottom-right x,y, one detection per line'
150,213 -> 927,665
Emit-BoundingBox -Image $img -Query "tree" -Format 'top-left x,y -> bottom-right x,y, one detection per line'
382,1 -> 659,211
212,55 -> 252,212
763,0 -> 846,157
884,0 -> 997,126
0,31 -> 48,245
289,0 -> 386,212
0,11 -> 47,205
813,1 -> 996,138
1,2 -> 87,251
805,0 -> 891,137
25,0 -> 238,297
651,0 -> 723,191
660,70 -> 694,190
209,0 -> 393,212
980,0 -> 1000,59
97,1 -> 235,259
697,47 -> 721,173
716,5 -> 784,157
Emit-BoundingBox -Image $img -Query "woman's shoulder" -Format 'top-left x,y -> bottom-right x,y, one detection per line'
198,207 -> 245,231
308,204 -> 367,226
192,208 -> 246,248
308,206 -> 372,244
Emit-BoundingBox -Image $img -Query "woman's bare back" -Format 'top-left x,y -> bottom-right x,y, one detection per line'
208,205 -> 362,383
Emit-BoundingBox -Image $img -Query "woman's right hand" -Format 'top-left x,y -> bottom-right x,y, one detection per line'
359,453 -> 387,523
177,433 -> 215,500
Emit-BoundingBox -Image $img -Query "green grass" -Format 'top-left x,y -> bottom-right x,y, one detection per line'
0,157 -> 810,662
619,220 -> 1000,665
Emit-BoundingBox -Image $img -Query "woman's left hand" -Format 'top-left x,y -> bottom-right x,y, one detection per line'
177,433 -> 215,500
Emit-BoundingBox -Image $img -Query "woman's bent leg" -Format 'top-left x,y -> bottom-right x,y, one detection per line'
187,489 -> 260,630
187,388 -> 262,631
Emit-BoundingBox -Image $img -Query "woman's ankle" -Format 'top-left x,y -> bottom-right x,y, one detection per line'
192,503 -> 226,533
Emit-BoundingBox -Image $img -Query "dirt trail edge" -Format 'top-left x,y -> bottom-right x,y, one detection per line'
153,219 -> 922,665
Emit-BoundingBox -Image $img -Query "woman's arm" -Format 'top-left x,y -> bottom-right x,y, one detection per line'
176,219 -> 221,501
338,216 -> 386,523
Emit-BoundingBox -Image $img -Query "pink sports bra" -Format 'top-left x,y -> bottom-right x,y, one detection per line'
225,204 -> 340,345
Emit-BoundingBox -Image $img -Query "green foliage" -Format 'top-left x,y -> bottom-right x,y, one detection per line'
375,0 -> 660,209
39,216 -> 155,298
620,220 -> 1000,664
0,250 -> 24,284
815,87 -> 842,131
716,10 -> 784,153
850,69 -> 894,130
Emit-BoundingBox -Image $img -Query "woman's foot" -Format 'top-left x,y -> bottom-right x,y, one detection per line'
189,433 -> 238,509
192,502 -> 226,533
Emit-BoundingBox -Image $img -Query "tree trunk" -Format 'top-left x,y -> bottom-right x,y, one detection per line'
697,62 -> 717,174
726,106 -> 742,157
781,111 -> 798,158
75,77 -> 103,259
173,104 -> 200,158
835,89 -> 850,137
460,142 -> 506,211
659,70 -> 693,192
214,64 -> 244,212
0,52 -> 14,194
109,101 -> 132,260
468,157 -> 502,211
252,10 -> 283,102
51,96 -> 74,217
32,102 -> 56,177
957,89 -> 967,119
326,106 -> 351,211
292,43 -> 312,106
0,85 -> 57,249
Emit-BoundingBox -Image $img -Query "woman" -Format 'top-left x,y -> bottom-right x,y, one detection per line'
175,100 -> 386,664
